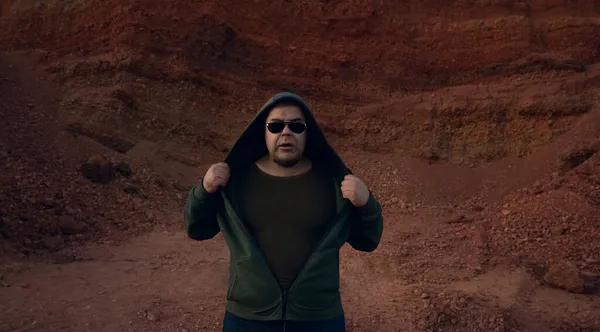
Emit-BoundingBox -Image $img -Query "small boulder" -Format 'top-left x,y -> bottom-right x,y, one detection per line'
111,89 -> 135,108
559,147 -> 595,173
42,235 -> 64,252
114,162 -> 132,177
543,261 -> 586,294
123,185 -> 140,195
81,155 -> 115,183
59,215 -> 86,235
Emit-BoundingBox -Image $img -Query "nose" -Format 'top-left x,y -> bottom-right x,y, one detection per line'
281,124 -> 293,135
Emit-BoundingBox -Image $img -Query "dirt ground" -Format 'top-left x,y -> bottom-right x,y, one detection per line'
1,1 -> 600,331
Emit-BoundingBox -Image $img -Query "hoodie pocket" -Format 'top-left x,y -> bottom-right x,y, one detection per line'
288,249 -> 341,310
228,256 -> 281,312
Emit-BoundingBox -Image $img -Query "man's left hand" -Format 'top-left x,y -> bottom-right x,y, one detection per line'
341,174 -> 370,207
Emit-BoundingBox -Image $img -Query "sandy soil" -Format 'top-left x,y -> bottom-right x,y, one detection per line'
1,1 -> 599,331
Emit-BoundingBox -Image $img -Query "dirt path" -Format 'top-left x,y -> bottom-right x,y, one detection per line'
0,211 -> 490,332
0,230 -> 230,331
2,206 -> 599,331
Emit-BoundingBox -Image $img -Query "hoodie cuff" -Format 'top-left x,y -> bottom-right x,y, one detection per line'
192,178 -> 214,201
356,192 -> 379,217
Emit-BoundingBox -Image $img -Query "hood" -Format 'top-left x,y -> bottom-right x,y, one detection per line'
223,91 -> 351,181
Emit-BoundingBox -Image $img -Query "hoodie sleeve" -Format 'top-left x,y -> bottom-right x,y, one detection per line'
183,178 -> 222,240
346,192 -> 384,252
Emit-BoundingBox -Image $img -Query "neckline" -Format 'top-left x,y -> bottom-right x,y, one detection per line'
252,162 -> 314,180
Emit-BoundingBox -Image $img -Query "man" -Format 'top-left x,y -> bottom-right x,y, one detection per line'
184,91 -> 384,332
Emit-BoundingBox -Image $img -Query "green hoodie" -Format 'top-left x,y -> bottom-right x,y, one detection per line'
184,92 -> 384,321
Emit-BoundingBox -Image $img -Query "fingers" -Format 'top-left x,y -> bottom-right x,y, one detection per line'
214,170 -> 230,178
341,191 -> 351,201
213,175 -> 228,185
341,179 -> 356,192
341,175 -> 364,203
212,162 -> 230,173
340,181 -> 355,200
215,162 -> 230,171
342,175 -> 357,185
211,163 -> 230,175
203,163 -> 230,193
212,169 -> 229,180
212,164 -> 230,185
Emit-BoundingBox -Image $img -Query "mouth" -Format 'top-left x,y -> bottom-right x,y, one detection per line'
278,142 -> 294,151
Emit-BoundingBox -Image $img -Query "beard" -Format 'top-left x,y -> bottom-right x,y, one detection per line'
270,136 -> 304,168
273,154 -> 301,167
272,146 -> 303,167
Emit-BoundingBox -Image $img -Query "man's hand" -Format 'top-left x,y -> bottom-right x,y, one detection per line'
341,174 -> 370,207
202,162 -> 230,193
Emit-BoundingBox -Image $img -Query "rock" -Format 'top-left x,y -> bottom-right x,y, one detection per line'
501,209 -> 511,216
123,185 -> 140,195
111,89 -> 135,108
138,309 -> 159,322
543,261 -> 586,294
114,162 -> 132,177
559,147 -> 595,172
552,225 -> 569,235
81,155 -> 115,183
591,139 -> 600,152
42,235 -> 64,252
172,181 -> 188,192
37,198 -> 59,209
65,206 -> 77,215
146,311 -> 158,321
471,205 -> 485,212
444,214 -> 474,224
580,271 -> 599,278
53,205 -> 66,216
0,275 -> 9,288
59,215 -> 86,235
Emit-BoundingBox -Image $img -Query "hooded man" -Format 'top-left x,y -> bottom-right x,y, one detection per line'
184,92 -> 384,332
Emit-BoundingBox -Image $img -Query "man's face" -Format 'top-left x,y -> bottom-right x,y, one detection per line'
265,104 -> 307,167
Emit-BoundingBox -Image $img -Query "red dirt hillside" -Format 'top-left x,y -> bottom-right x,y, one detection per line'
1,1 -> 599,331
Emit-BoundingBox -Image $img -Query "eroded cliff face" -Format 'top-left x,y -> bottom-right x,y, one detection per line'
1,0 -> 599,163
2,1 -> 599,86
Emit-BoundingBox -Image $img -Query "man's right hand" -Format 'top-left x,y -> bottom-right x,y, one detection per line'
202,162 -> 230,193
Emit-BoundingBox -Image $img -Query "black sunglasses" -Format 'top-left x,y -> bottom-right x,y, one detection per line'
266,120 -> 307,134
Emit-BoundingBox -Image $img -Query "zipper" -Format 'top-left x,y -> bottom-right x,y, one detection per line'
282,288 -> 288,328
220,172 -> 351,322
275,210 -> 346,319
283,173 -> 351,299
283,204 -> 349,298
